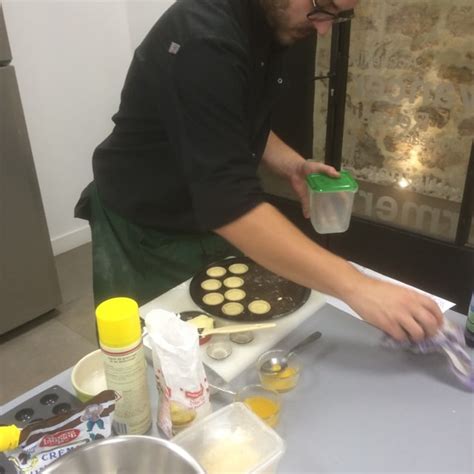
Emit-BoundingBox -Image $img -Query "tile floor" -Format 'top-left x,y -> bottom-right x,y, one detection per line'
0,243 -> 98,406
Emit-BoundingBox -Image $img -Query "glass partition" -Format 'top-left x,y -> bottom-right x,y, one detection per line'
314,0 -> 474,242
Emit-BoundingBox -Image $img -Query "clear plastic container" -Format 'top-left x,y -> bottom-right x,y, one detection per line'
306,170 -> 358,234
172,402 -> 285,474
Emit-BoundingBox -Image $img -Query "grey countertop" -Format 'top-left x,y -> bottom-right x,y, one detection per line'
3,304 -> 473,473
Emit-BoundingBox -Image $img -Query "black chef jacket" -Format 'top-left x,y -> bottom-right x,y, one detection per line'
93,0 -> 287,231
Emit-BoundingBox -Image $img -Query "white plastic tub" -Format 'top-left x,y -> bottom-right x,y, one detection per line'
172,402 -> 285,474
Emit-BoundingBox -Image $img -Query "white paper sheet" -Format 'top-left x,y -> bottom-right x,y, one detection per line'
325,262 -> 456,320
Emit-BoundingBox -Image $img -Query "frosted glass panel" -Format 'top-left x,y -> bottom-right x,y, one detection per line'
314,0 -> 473,242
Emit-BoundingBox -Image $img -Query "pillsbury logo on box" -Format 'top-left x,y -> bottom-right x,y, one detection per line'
168,42 -> 181,54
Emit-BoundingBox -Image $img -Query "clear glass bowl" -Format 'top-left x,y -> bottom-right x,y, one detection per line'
256,350 -> 301,393
170,400 -> 197,431
206,335 -> 232,360
234,384 -> 281,428
230,330 -> 254,344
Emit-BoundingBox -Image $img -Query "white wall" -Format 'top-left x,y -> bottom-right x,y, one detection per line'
126,1 -> 174,49
3,0 -> 173,256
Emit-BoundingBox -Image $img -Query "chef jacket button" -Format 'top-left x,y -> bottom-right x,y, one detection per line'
251,152 -> 256,158
277,77 -> 283,84
260,61 -> 265,67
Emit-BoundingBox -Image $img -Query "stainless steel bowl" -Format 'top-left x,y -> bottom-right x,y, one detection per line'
42,435 -> 205,474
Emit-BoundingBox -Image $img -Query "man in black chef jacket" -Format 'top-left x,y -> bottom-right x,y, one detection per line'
76,0 -> 443,342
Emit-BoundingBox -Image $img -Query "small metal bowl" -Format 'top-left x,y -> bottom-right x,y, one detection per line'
179,311 -> 214,345
42,435 -> 205,474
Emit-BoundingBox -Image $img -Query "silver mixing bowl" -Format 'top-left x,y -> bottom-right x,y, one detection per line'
42,435 -> 206,474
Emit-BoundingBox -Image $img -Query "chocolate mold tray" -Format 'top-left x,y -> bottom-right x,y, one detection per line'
0,385 -> 82,429
190,256 -> 311,322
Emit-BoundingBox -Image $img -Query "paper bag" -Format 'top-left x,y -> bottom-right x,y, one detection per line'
145,309 -> 211,438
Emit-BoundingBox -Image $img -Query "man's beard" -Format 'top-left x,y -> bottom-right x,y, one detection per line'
259,0 -> 315,46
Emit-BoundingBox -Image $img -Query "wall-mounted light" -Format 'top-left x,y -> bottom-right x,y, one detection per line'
398,177 -> 411,189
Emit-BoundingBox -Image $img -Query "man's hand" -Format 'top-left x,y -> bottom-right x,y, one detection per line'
345,274 -> 444,341
289,160 -> 340,218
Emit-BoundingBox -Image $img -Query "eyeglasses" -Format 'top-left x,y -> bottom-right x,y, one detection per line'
307,0 -> 355,23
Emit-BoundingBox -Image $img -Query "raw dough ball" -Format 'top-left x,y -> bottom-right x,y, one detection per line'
201,279 -> 222,291
223,276 -> 244,289
225,289 -> 246,302
222,302 -> 244,316
228,263 -> 249,275
206,266 -> 227,278
202,292 -> 225,306
248,300 -> 271,315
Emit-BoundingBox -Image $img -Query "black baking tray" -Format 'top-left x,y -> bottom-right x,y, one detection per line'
190,256 -> 311,322
0,385 -> 82,429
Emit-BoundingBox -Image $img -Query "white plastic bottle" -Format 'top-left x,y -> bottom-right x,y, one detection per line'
96,297 -> 151,435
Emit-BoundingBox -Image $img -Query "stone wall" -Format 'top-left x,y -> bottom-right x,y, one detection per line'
313,0 -> 473,207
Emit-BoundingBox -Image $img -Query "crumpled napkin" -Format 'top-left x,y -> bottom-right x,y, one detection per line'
382,320 -> 474,391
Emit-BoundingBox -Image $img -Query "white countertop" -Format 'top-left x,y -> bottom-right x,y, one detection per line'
3,306 -> 472,473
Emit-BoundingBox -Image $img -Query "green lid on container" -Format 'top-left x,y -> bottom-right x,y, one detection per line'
306,170 -> 358,193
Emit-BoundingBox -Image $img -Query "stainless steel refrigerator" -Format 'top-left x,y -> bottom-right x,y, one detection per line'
0,3 -> 61,334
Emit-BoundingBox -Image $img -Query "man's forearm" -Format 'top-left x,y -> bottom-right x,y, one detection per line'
261,131 -> 306,178
215,202 -> 363,300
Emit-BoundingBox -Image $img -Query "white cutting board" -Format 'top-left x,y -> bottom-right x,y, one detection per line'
140,277 -> 326,382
